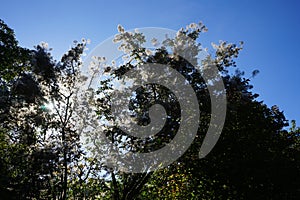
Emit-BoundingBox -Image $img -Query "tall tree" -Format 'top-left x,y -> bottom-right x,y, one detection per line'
0,19 -> 87,199
1,19 -> 299,199
86,23 -> 300,199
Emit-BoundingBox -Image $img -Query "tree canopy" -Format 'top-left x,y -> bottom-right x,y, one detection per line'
0,19 -> 299,199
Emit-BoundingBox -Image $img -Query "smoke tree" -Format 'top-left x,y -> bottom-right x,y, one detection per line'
1,19 -> 299,199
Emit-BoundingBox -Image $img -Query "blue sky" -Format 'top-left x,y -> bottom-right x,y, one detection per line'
1,0 -> 299,123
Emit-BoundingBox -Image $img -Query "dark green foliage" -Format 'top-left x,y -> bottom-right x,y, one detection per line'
0,19 -> 31,82
0,19 -> 299,200
0,19 -> 85,199
138,56 -> 300,199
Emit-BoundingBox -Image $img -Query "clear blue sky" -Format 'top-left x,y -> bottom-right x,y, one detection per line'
1,0 -> 299,124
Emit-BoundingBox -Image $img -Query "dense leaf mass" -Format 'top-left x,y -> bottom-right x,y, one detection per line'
0,19 -> 299,199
